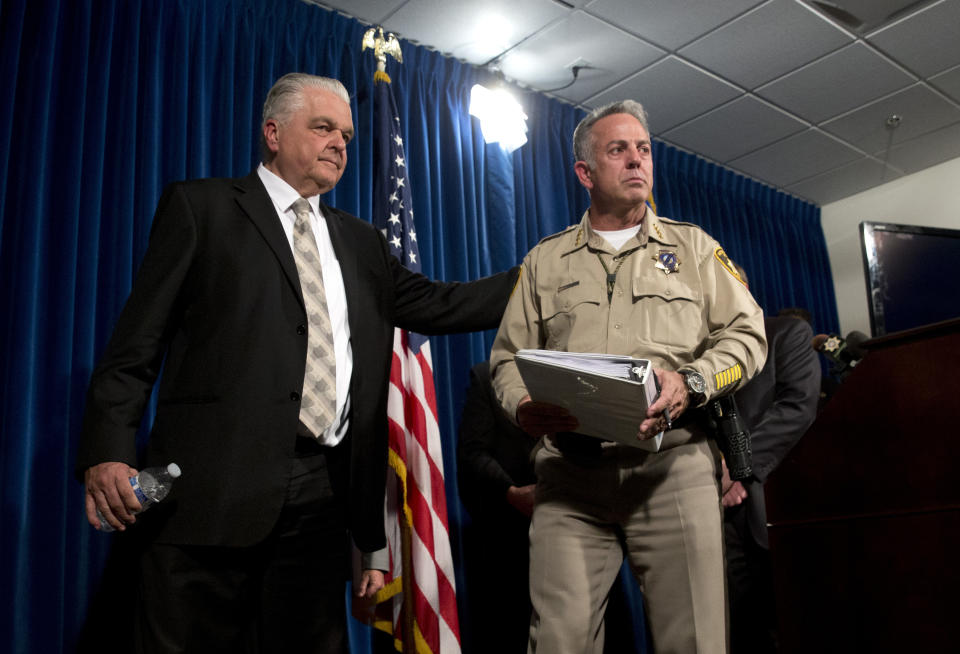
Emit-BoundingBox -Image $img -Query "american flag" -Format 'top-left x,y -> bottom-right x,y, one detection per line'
357,70 -> 462,654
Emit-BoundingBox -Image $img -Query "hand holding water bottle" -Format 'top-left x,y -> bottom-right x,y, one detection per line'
85,461 -> 181,531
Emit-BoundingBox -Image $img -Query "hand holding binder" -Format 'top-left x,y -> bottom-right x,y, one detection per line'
514,349 -> 664,452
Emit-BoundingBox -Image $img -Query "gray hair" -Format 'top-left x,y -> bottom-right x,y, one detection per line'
732,261 -> 749,286
259,73 -> 351,160
572,100 -> 650,168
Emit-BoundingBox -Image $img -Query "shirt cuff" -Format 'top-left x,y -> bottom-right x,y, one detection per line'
362,547 -> 389,572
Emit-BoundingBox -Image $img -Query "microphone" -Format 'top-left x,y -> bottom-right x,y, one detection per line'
813,331 -> 867,379
845,330 -> 869,359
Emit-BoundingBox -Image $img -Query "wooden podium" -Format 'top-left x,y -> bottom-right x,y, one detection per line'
765,318 -> 960,652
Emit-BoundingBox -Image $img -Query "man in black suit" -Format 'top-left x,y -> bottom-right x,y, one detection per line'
457,360 -> 537,653
78,73 -> 517,654
722,270 -> 820,653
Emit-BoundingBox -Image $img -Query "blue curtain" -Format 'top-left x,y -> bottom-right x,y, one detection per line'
0,1 -> 837,652
653,142 -> 838,334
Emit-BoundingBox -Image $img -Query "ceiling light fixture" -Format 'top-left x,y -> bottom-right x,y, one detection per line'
881,113 -> 902,182
469,83 -> 528,153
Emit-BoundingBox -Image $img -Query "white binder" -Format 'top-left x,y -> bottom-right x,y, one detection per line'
515,349 -> 664,452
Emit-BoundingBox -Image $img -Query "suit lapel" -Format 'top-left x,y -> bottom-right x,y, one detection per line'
320,200 -> 362,319
234,172 -> 305,309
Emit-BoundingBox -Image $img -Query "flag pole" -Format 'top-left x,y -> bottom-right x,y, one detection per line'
362,26 -> 417,654
362,25 -> 463,654
397,462 -> 416,654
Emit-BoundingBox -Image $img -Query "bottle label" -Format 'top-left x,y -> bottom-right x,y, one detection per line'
129,477 -> 155,511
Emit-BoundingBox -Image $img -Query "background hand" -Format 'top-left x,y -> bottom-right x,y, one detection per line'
722,481 -> 748,507
505,483 -> 536,518
516,396 -> 579,437
720,458 -> 748,507
84,461 -> 140,531
355,569 -> 386,599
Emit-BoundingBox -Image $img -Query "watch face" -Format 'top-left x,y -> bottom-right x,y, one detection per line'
685,372 -> 706,393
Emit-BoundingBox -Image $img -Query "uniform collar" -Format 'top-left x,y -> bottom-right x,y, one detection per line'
562,205 -> 675,256
646,209 -> 677,247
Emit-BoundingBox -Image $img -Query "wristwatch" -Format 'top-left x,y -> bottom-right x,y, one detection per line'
681,370 -> 707,406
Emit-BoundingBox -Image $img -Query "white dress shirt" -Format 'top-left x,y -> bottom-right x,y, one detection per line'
257,164 -> 352,446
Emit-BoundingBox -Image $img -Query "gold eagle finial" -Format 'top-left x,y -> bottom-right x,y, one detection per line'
362,26 -> 402,76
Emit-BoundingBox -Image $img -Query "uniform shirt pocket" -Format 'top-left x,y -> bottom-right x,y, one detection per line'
630,277 -> 705,351
539,281 -> 604,351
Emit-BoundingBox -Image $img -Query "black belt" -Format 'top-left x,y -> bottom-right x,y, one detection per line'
294,424 -> 327,456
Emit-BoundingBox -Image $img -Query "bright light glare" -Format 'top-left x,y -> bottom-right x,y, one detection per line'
469,84 -> 528,153
472,14 -> 512,54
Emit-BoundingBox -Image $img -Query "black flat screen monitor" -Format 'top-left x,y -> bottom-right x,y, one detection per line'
860,221 -> 960,337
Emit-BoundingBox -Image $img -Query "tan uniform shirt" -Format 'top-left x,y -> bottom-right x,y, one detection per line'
491,209 -> 767,421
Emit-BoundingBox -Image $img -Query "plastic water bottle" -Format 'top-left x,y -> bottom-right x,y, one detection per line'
97,463 -> 182,532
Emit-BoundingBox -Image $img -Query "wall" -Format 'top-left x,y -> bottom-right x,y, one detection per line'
820,156 -> 960,335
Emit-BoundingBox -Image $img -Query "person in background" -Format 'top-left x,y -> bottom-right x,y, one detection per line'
457,360 -> 645,654
723,267 -> 821,653
457,360 -> 537,653
78,72 -> 517,654
490,99 -> 766,654
776,306 -> 812,323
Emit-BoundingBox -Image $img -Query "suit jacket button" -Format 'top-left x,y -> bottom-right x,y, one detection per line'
296,324 -> 306,335
290,392 -> 301,401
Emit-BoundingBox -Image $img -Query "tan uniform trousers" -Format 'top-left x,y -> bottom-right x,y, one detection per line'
528,432 -> 726,654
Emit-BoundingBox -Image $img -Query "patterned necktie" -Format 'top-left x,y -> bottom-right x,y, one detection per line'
291,198 -> 337,438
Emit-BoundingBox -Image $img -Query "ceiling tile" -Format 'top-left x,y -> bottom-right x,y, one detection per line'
787,157 -> 902,205
584,0 -> 764,50
312,0 -> 957,203
821,84 -> 960,154
729,128 -> 863,187
678,0 -> 852,90
930,65 -> 960,103
880,121 -> 960,173
661,95 -> 808,162
385,0 -> 569,64
500,11 -> 665,103
585,56 -> 741,131
867,0 -> 960,77
756,42 -> 915,124
799,0 -> 940,34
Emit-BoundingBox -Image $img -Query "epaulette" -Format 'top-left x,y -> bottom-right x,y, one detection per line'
536,224 -> 578,246
656,215 -> 699,229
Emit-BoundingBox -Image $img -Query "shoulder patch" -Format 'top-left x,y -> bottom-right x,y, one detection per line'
714,247 -> 746,286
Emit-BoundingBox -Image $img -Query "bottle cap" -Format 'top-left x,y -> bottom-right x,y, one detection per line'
167,463 -> 182,478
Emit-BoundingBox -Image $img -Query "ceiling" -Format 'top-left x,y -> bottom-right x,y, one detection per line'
309,0 -> 960,207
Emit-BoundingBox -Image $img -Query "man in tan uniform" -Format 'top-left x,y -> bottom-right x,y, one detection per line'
490,100 -> 766,654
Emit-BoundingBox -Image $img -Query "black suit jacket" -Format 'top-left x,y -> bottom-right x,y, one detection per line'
732,316 -> 820,548
456,361 -> 536,523
77,172 -> 516,552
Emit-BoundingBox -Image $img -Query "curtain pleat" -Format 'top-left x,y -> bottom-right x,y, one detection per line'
654,142 -> 838,333
0,1 -> 836,652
